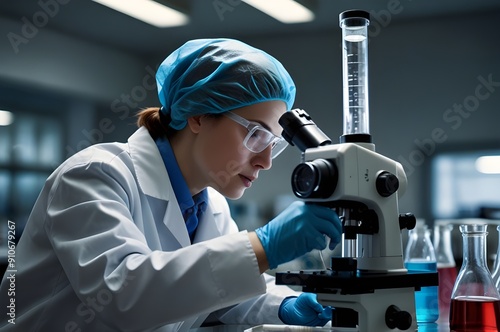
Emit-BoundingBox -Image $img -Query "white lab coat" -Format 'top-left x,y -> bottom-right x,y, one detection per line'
0,127 -> 297,332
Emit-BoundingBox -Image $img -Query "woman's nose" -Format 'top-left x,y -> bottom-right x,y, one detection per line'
253,146 -> 272,170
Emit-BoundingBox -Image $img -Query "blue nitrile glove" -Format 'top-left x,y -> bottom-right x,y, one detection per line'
255,201 -> 341,269
279,293 -> 332,326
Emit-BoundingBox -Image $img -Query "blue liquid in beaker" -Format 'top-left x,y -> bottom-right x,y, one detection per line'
405,261 -> 440,323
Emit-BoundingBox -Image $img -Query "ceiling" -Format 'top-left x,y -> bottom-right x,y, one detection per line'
1,0 -> 500,60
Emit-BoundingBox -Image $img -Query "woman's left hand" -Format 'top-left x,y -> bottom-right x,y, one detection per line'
278,293 -> 332,326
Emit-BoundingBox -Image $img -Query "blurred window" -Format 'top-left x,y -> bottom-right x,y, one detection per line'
0,112 -> 63,234
431,149 -> 500,219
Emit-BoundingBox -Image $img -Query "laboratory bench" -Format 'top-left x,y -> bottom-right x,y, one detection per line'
192,323 -> 451,331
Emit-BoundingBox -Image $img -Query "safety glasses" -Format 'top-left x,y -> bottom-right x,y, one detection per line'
224,111 -> 288,159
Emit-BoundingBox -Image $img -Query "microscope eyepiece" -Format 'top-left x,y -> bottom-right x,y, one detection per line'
279,109 -> 331,152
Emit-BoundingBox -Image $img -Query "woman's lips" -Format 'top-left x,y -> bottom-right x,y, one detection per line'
239,174 -> 254,188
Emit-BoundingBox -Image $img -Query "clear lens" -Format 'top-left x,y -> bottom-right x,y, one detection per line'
225,111 -> 288,159
271,138 -> 288,158
243,127 -> 288,158
244,127 -> 273,152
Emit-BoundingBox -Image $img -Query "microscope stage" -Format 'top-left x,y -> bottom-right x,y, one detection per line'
275,269 -> 438,295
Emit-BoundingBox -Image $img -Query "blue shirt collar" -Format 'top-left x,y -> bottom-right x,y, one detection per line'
155,137 -> 208,217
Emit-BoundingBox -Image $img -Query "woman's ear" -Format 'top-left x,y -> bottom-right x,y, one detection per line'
186,115 -> 203,134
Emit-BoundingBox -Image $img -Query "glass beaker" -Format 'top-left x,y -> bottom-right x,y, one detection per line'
433,222 -> 457,323
450,224 -> 500,331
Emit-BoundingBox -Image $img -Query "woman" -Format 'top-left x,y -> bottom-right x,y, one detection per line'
0,38 -> 341,331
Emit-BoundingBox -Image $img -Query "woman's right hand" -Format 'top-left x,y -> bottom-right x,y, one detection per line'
254,201 -> 342,270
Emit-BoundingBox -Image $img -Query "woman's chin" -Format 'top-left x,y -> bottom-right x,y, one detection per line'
222,188 -> 246,200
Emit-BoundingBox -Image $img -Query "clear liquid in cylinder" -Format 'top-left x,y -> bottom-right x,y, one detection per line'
342,32 -> 369,135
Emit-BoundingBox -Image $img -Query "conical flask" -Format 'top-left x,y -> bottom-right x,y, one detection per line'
404,220 -> 439,323
491,226 -> 500,290
433,222 -> 457,323
450,224 -> 500,331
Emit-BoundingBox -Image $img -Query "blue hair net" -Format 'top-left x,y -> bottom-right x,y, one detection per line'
156,38 -> 296,130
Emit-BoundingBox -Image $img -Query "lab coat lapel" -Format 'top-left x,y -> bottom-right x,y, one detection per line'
163,197 -> 191,247
129,127 -> 191,247
146,195 -> 191,248
128,127 -> 172,201
193,199 -> 224,243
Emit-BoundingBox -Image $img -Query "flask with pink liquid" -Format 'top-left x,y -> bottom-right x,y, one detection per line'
433,221 -> 458,324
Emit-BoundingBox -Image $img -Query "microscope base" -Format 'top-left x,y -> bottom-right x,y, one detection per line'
275,269 -> 438,332
318,288 -> 416,332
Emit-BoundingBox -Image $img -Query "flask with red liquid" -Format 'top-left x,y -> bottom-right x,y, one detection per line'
433,221 -> 458,324
490,225 -> 500,291
450,224 -> 500,331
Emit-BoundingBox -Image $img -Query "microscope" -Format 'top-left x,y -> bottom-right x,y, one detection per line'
275,10 -> 438,331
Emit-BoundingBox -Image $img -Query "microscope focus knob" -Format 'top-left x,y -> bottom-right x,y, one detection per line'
399,213 -> 416,230
385,305 -> 412,330
376,171 -> 399,197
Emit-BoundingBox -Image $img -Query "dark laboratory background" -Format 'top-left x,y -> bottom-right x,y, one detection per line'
1,0 -> 500,270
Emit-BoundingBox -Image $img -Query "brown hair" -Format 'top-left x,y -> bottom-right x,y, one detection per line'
136,107 -> 224,140
136,107 -> 175,140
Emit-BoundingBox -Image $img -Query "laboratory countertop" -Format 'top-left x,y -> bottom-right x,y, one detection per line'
191,322 -> 451,331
